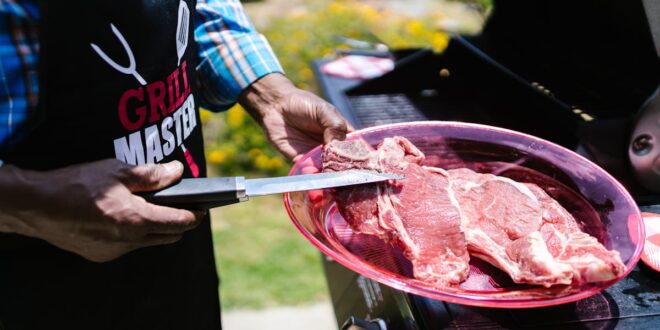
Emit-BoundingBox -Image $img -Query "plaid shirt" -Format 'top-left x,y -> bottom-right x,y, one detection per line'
0,0 -> 283,152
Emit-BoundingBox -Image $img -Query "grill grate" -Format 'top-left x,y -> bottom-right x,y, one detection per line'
348,94 -> 427,128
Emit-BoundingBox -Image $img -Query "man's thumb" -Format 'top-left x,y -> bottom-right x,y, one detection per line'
123,161 -> 183,192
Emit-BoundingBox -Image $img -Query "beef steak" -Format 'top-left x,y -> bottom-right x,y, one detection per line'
323,137 -> 470,286
322,136 -> 626,288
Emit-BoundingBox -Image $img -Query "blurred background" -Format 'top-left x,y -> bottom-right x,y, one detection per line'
202,0 -> 491,328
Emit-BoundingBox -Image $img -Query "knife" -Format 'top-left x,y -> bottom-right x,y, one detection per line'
141,170 -> 402,209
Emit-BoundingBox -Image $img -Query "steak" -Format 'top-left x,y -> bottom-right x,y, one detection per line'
525,184 -> 627,283
323,137 -> 470,286
322,136 -> 626,288
447,168 -> 575,287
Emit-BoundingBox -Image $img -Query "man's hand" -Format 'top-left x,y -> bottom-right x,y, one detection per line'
239,73 -> 352,161
0,159 -> 203,262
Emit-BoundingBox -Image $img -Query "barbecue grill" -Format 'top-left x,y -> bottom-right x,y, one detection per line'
312,30 -> 660,330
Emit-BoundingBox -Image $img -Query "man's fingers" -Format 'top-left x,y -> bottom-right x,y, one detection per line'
139,233 -> 185,247
135,201 -> 204,234
279,143 -> 305,162
319,105 -> 349,144
121,161 -> 183,192
323,125 -> 347,145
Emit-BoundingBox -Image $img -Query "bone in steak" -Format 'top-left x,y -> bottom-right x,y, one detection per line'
323,137 -> 470,286
322,137 -> 626,288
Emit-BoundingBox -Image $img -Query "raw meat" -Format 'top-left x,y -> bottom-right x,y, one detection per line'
525,184 -> 627,283
322,136 -> 626,288
323,137 -> 470,286
447,169 -> 572,287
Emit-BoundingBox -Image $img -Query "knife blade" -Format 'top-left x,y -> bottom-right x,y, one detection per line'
141,170 -> 402,209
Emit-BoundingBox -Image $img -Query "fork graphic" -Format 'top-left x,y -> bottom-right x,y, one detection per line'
90,24 -> 147,86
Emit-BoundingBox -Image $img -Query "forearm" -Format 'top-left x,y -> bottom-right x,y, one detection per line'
0,159 -> 202,262
0,165 -> 44,235
194,0 -> 283,111
238,73 -> 294,120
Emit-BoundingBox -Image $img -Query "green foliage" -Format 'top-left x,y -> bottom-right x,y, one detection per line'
453,0 -> 493,11
203,107 -> 289,177
212,195 -> 328,309
262,0 -> 450,91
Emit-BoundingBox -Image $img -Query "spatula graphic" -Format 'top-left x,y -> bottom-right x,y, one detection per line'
175,1 -> 190,66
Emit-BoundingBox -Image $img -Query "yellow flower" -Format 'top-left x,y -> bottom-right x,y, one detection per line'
299,67 -> 313,81
431,32 -> 449,52
268,157 -> 285,170
199,109 -> 213,124
248,148 -> 262,159
207,150 -> 226,165
405,20 -> 425,36
356,4 -> 379,23
328,2 -> 349,15
227,105 -> 245,128
254,155 -> 270,170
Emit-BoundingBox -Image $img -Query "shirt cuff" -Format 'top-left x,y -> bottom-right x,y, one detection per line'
196,31 -> 284,112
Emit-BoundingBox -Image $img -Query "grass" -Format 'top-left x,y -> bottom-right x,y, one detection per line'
211,194 -> 329,310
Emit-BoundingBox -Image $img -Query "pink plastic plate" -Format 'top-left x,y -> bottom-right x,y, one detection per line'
284,121 -> 644,308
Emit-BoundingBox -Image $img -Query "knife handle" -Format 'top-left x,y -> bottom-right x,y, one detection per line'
139,177 -> 247,210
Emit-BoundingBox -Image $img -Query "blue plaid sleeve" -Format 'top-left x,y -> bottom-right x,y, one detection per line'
0,0 -> 40,153
194,0 -> 284,112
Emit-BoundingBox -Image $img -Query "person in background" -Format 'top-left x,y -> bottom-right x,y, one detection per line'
0,0 -> 349,329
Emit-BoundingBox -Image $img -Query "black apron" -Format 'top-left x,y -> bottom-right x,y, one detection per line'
0,1 -> 220,329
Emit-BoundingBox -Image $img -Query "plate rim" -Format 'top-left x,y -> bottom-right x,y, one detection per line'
284,121 -> 645,308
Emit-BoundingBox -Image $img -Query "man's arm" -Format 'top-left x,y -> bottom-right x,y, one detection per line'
194,0 -> 284,112
195,0 -> 350,160
0,160 -> 203,262
0,5 -> 203,262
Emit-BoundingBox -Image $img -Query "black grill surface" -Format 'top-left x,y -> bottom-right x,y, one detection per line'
347,94 -> 426,127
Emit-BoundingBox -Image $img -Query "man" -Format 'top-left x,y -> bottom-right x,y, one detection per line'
0,0 -> 349,329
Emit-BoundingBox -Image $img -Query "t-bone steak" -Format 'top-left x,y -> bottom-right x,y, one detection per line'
322,137 -> 626,288
323,137 -> 470,286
